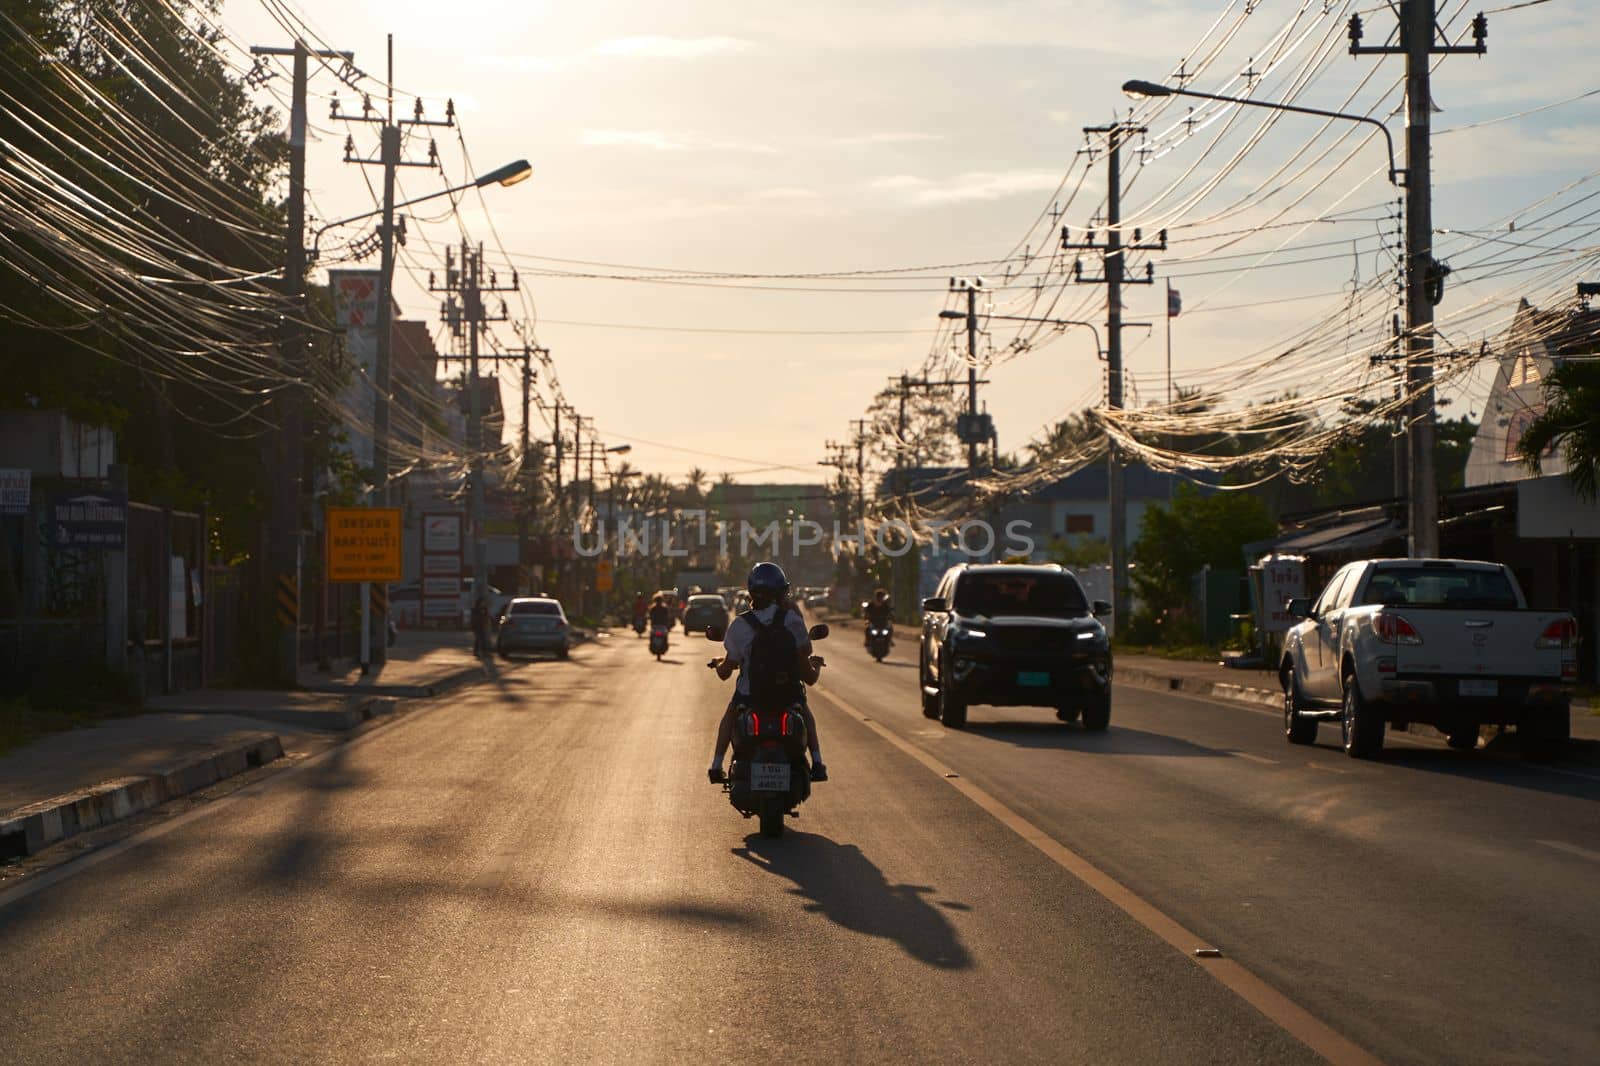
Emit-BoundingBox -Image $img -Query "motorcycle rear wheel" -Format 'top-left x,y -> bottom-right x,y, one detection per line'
758,798 -> 785,838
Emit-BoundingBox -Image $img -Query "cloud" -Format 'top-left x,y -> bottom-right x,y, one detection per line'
832,131 -> 945,147
594,35 -> 752,59
581,129 -> 778,155
749,187 -> 823,201
581,129 -> 690,151
870,170 -> 1063,205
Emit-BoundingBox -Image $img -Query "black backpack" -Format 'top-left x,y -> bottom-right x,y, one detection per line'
743,606 -> 801,707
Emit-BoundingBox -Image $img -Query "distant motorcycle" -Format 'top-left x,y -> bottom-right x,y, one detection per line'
649,624 -> 669,660
633,615 -> 647,638
707,623 -> 829,839
866,623 -> 892,662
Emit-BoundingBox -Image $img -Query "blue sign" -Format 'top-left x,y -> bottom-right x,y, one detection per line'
49,490 -> 126,548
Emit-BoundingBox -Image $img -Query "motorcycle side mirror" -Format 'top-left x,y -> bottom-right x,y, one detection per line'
808,623 -> 830,641
705,626 -> 725,642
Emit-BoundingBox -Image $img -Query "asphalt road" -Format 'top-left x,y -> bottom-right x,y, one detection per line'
2,629 -> 1596,1064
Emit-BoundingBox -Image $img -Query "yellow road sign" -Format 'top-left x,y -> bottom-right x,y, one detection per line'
595,558 -> 614,592
326,507 -> 403,583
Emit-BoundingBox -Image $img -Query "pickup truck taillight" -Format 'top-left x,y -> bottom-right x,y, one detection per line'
1371,612 -> 1422,645
1535,618 -> 1576,650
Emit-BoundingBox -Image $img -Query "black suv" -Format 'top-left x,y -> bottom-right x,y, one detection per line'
919,563 -> 1112,730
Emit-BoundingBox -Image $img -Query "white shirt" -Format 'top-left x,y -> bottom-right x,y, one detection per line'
723,603 -> 812,695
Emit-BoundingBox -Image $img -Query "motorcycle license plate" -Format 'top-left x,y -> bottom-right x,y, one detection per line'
1459,679 -> 1498,697
750,762 -> 791,792
1017,671 -> 1051,687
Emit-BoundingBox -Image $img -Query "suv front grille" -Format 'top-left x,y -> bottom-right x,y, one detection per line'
989,626 -> 1078,652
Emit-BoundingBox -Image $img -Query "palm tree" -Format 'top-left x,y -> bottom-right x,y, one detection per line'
682,466 -> 708,505
1519,359 -> 1600,501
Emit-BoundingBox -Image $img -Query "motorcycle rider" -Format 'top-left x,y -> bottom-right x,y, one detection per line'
632,592 -> 648,634
648,593 -> 672,629
863,586 -> 893,649
708,561 -> 827,783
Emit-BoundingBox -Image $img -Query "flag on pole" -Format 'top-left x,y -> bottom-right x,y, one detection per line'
1167,286 -> 1182,318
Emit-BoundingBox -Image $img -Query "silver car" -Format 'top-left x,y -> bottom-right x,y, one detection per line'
496,597 -> 571,659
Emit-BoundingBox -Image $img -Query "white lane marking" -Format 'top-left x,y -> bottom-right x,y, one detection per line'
814,686 -> 1382,1066
1229,751 -> 1279,766
1307,762 -> 1355,775
1536,839 -> 1600,863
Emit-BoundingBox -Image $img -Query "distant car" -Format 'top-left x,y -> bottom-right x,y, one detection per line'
390,583 -> 421,627
460,578 -> 512,628
920,563 -> 1112,730
682,593 -> 730,635
496,597 -> 571,659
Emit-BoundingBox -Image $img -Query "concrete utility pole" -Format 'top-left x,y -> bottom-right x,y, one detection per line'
850,418 -> 869,531
433,244 -> 517,610
1351,2 -> 1488,556
518,347 -> 544,594
334,35 -> 454,662
1063,123 -> 1165,633
252,38 -> 352,686
946,279 -> 993,474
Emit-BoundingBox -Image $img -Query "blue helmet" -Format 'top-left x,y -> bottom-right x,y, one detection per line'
747,561 -> 790,604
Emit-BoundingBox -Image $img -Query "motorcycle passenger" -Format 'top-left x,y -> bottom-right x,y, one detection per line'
648,594 -> 672,629
708,562 -> 826,783
863,587 -> 893,648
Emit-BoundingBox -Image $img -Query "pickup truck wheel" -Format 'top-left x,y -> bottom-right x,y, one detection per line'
1340,674 -> 1384,759
1283,675 -> 1317,745
939,663 -> 968,729
1080,695 -> 1111,732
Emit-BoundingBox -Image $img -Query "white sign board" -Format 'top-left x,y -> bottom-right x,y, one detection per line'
1259,555 -> 1306,633
422,553 -> 462,575
422,575 -> 459,599
423,513 -> 463,553
0,468 -> 29,514
1518,475 -> 1600,539
329,269 -> 381,328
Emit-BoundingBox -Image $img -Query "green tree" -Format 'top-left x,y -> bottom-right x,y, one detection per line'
1130,485 -> 1277,633
1518,359 -> 1600,501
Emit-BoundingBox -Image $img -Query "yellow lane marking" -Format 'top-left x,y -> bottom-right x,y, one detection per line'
814,685 -> 1382,1066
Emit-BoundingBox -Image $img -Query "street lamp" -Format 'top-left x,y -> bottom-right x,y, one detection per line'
309,159 -> 533,258
940,309 -> 1105,359
1120,79 -> 1401,186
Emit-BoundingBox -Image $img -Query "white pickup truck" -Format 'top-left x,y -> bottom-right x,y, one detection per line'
1279,558 -> 1577,758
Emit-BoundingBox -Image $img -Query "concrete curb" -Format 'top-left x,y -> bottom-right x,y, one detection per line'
1115,664 -> 1600,767
0,733 -> 285,858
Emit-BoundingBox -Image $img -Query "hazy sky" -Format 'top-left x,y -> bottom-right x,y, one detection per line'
222,0 -> 1600,484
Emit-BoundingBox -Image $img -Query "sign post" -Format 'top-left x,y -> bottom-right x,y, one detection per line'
325,506 -> 402,672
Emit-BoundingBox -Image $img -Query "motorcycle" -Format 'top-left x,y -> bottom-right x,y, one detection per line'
706,622 -> 829,839
649,624 -> 670,660
633,615 -> 647,637
865,622 -> 892,662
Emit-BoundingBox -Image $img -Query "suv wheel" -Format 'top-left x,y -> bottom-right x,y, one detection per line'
919,654 -> 940,719
1080,694 -> 1110,732
1283,673 -> 1317,745
1340,672 -> 1383,759
938,658 -> 968,729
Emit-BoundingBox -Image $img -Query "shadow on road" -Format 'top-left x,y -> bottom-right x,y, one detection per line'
966,720 -> 1231,758
733,833 -> 972,970
1319,741 -> 1600,802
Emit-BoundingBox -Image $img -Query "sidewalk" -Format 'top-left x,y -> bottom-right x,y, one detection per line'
0,714 -> 295,858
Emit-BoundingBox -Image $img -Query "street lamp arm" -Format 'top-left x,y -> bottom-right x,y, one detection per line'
1121,80 -> 1400,186
941,308 -> 1104,358
309,159 -> 532,260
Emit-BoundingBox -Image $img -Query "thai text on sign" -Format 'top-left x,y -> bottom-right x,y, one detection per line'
326,507 -> 403,582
